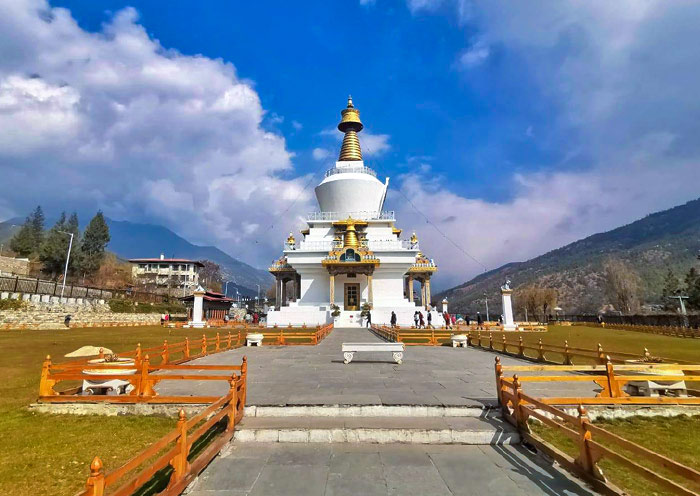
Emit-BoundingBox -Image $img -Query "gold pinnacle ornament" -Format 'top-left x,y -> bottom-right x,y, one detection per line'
337,95 -> 363,161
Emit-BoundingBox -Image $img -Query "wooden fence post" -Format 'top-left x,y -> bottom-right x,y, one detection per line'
564,340 -> 572,365
161,340 -> 169,364
98,348 -> 105,360
575,405 -> 604,481
511,375 -> 528,432
184,337 -> 190,359
136,343 -> 142,363
39,355 -> 57,397
489,332 -> 493,350
280,328 -> 285,345
502,334 -> 507,353
537,338 -> 545,362
139,355 -> 155,397
201,334 -> 207,356
597,343 -> 605,365
169,409 -> 189,486
518,336 -> 524,357
605,357 -> 624,398
84,456 -> 105,496
494,357 -> 503,408
227,331 -> 232,349
240,356 -> 248,406
216,332 -> 221,352
227,377 -> 238,431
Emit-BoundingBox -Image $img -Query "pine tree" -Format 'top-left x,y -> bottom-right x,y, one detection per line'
661,268 -> 679,309
80,211 -> 110,275
9,205 -> 45,257
39,212 -> 81,278
686,267 -> 700,310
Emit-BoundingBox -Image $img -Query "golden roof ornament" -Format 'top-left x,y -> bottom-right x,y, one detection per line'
337,95 -> 363,161
343,223 -> 359,249
410,232 -> 418,244
286,232 -> 296,246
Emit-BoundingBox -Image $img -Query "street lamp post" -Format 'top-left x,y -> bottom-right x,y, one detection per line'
483,293 -> 490,322
58,231 -> 74,298
256,284 -> 261,300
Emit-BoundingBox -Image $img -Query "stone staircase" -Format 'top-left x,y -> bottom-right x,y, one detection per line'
235,405 -> 519,445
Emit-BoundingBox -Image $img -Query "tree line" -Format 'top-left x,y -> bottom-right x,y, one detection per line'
9,206 -> 111,281
661,266 -> 700,311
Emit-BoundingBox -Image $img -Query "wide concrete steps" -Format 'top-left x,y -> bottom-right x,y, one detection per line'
233,415 -> 519,445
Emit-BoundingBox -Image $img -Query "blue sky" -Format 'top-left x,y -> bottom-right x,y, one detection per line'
1,0 -> 699,289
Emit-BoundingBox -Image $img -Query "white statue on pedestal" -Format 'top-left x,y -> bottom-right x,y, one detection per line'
500,279 -> 517,331
189,285 -> 206,328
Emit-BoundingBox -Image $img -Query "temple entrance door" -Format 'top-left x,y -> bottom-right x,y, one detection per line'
344,283 -> 360,311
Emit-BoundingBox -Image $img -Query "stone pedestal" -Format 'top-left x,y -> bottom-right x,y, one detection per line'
442,298 -> 448,313
189,286 -> 206,328
501,288 -> 517,331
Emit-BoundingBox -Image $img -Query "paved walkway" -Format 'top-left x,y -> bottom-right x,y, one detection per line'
158,327 -> 597,406
185,443 -> 596,496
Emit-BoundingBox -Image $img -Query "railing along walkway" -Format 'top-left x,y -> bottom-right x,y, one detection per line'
495,359 -> 700,495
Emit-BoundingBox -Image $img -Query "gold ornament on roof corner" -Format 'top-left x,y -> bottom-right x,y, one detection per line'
337,95 -> 363,161
410,232 -> 418,244
286,232 -> 296,246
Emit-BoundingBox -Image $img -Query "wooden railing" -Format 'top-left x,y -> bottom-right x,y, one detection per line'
39,334 -> 247,403
371,325 -> 454,345
495,360 -> 700,495
249,323 -> 334,345
575,322 -> 700,339
79,377 -> 245,496
468,329 -> 692,365
494,358 -> 700,406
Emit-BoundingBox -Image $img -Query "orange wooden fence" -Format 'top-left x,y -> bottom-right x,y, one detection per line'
79,378 -> 245,496
495,360 -> 700,495
468,330 -> 693,365
250,323 -> 334,345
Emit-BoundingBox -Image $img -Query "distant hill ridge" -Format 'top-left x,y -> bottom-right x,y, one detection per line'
437,197 -> 700,314
0,216 -> 271,294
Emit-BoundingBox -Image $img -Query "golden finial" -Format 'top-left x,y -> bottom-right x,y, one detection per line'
410,232 -> 418,244
338,96 -> 363,161
343,223 -> 359,249
286,232 -> 296,246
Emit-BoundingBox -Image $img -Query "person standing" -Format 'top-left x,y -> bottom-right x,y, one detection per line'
418,311 -> 425,329
443,311 -> 451,329
365,310 -> 372,328
465,314 -> 470,326
414,311 -> 419,328
427,311 -> 433,329
390,311 -> 397,328
477,311 -> 484,330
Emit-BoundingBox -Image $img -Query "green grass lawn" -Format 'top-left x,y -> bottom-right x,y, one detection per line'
0,323 -> 698,495
531,415 -> 700,496
0,326 -> 231,496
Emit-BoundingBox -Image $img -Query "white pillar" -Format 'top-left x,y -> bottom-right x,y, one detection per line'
442,298 -> 448,313
501,288 -> 517,331
190,286 -> 206,328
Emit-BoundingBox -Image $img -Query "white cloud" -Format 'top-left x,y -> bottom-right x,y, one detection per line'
312,147 -> 331,160
406,0 -> 443,14
359,0 -> 376,6
458,40 -> 489,68
394,0 -> 700,290
0,0 -> 314,268
291,120 -> 303,131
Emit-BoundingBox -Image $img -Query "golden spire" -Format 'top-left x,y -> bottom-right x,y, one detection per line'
337,95 -> 363,161
343,223 -> 359,249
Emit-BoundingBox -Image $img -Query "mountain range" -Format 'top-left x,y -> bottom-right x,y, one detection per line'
436,197 -> 700,315
0,216 -> 271,295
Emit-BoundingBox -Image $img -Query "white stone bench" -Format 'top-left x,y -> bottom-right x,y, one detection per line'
342,342 -> 405,364
247,333 -> 264,347
451,334 -> 467,348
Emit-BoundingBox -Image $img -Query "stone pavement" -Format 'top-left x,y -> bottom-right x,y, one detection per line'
157,327 -> 598,405
185,443 -> 597,496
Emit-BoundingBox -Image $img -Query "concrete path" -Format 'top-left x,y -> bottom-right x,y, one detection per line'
185,443 -> 597,496
157,327 -> 598,406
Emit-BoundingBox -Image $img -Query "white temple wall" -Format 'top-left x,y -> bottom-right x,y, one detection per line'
315,172 -> 387,214
297,268 -> 329,305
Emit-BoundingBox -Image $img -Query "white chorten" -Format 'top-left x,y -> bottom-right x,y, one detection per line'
266,97 -> 438,327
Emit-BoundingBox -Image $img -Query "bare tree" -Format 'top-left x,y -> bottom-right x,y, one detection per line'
602,257 -> 641,313
514,285 -> 558,322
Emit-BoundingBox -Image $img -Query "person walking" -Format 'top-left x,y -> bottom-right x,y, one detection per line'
427,311 -> 433,329
366,310 -> 372,328
390,311 -> 397,328
443,311 -> 451,329
418,311 -> 425,329
465,314 -> 470,326
414,311 -> 419,328
476,311 -> 483,330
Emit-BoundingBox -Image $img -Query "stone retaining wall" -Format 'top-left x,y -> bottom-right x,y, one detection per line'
0,255 -> 30,276
0,299 -> 161,330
